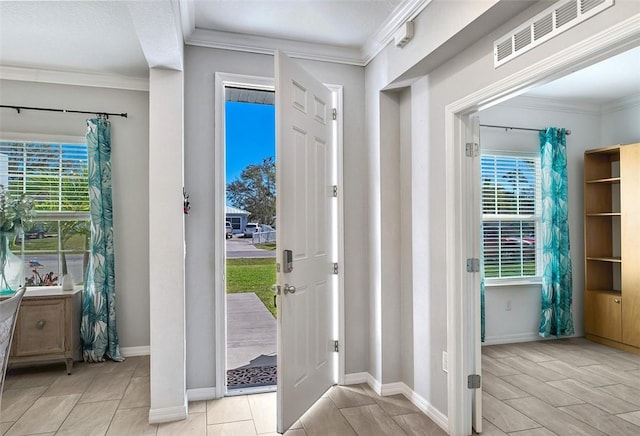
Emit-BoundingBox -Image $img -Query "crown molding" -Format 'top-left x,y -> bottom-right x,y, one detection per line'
503,95 -> 601,115
360,0 -> 432,65
183,0 -> 432,66
502,93 -> 640,115
187,28 -> 364,66
601,93 -> 640,113
178,0 -> 195,42
0,65 -> 149,91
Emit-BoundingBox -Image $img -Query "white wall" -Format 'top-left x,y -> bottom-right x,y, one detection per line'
183,46 -> 368,391
0,79 -> 150,350
478,98 -> 602,343
601,99 -> 640,146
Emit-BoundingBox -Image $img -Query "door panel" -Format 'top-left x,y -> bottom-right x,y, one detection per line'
275,50 -> 335,433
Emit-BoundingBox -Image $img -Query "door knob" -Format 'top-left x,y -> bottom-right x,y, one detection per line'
284,284 -> 296,294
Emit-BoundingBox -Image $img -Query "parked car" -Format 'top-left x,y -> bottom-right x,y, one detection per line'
243,223 -> 260,238
226,221 -> 233,239
26,223 -> 47,239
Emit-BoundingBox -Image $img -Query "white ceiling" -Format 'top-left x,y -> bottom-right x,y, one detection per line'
0,0 -> 638,104
524,45 -> 640,105
0,1 -> 149,77
193,0 -> 403,49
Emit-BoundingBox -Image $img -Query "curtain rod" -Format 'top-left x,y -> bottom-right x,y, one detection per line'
0,104 -> 127,119
480,123 -> 571,135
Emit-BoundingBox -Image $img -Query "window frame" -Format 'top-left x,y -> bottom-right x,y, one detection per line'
481,149 -> 542,286
0,132 -> 90,287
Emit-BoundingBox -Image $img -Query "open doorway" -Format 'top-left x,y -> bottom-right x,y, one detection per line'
474,45 -> 640,434
224,86 -> 278,395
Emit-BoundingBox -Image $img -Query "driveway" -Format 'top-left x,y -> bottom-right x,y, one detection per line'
226,237 -> 276,259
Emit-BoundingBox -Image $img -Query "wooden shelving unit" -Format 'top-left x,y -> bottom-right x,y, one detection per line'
584,143 -> 640,351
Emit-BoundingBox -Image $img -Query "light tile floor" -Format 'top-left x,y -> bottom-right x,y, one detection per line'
482,337 -> 640,435
1,356 -> 445,435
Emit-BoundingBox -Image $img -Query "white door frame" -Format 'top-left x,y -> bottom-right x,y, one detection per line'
445,16 -> 640,436
213,72 -> 345,398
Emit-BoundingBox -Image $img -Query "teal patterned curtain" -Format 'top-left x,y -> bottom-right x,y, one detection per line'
539,127 -> 574,338
81,118 -> 123,362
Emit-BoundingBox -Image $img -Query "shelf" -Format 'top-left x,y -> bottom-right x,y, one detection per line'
585,289 -> 621,296
587,256 -> 622,263
587,177 -> 621,184
586,212 -> 621,217
584,145 -> 621,155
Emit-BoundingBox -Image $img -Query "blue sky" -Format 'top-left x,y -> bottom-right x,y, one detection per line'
225,101 -> 275,185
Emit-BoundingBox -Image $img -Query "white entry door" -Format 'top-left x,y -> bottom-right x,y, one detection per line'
275,51 -> 336,433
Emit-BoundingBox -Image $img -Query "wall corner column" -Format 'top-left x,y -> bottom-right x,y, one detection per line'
148,67 -> 187,423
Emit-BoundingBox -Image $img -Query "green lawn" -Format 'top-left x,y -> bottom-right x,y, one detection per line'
226,258 -> 277,317
254,242 -> 276,251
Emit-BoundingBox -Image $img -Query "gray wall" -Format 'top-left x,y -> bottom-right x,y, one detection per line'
183,46 -> 368,391
0,79 -> 150,350
365,0 -> 640,419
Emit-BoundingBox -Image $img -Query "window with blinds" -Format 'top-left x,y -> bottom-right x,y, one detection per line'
0,141 -> 90,287
481,153 -> 541,279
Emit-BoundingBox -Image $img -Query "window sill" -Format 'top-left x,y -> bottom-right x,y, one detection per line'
485,277 -> 542,287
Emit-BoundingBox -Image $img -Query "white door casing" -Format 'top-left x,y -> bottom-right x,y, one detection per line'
275,51 -> 336,433
466,113 -> 482,433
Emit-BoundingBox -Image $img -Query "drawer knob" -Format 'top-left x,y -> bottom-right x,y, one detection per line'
36,320 -> 46,329
614,298 -> 621,304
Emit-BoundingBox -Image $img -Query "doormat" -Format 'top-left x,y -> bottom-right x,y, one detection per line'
227,365 -> 277,389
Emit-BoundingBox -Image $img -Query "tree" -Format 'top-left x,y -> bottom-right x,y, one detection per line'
227,157 -> 276,226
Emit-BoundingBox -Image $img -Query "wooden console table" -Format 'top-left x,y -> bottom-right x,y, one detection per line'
1,287 -> 82,374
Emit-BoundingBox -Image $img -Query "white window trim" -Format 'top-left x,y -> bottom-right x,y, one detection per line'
482,149 -> 542,283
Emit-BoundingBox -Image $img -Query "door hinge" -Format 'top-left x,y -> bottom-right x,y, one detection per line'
332,185 -> 338,197
468,374 -> 481,389
466,258 -> 480,273
334,340 -> 339,352
465,142 -> 479,157
332,108 -> 337,120
333,262 -> 339,274
276,263 -> 281,273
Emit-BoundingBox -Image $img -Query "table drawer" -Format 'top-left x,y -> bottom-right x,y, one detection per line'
13,299 -> 66,357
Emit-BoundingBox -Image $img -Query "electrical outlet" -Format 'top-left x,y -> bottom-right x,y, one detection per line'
442,351 -> 448,373
506,300 -> 512,311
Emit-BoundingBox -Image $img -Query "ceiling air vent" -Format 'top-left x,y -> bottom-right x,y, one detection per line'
556,1 -> 578,28
582,0 -> 606,14
493,0 -> 614,67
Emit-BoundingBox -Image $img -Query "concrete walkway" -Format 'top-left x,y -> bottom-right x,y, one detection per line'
227,292 -> 277,370
226,237 -> 276,259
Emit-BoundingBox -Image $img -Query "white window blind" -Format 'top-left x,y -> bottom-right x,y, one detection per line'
482,153 -> 541,279
0,141 -> 89,212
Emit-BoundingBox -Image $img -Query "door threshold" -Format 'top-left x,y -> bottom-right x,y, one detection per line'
226,384 -> 277,396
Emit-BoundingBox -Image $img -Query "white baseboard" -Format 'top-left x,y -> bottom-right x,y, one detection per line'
343,372 -> 368,385
186,387 -> 218,402
120,346 -> 150,357
343,373 -> 448,433
403,386 -> 449,432
148,403 -> 188,424
483,333 -> 542,345
380,382 -> 405,396
483,332 -> 589,346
